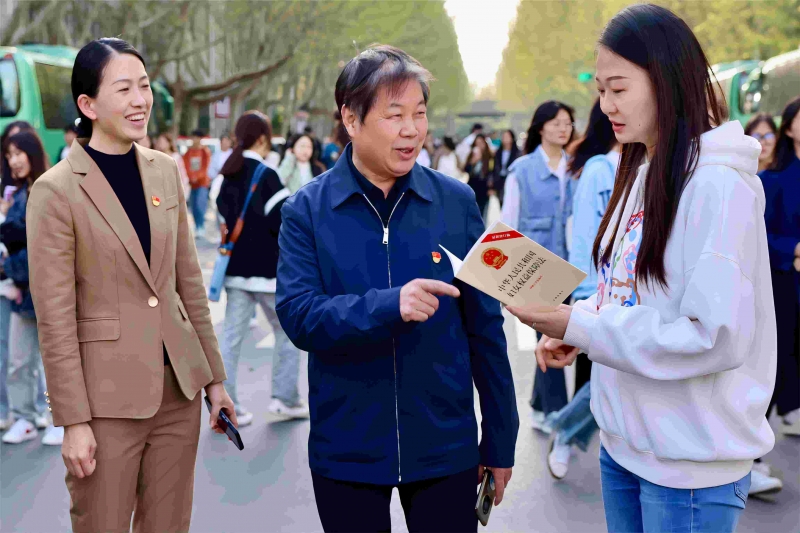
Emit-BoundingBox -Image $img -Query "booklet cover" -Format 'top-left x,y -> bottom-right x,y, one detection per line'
440,221 -> 586,310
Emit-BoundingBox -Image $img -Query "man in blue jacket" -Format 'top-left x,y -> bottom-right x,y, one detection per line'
277,45 -> 519,533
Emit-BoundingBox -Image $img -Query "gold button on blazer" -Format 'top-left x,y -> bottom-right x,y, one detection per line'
27,140 -> 226,427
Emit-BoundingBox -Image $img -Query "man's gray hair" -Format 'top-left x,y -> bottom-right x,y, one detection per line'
335,45 -> 433,122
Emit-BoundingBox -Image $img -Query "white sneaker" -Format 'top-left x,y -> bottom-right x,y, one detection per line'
0,417 -> 12,431
235,410 -> 254,428
531,410 -> 552,434
782,409 -> 799,426
268,398 -> 310,419
548,439 -> 572,479
2,419 -> 38,444
782,416 -> 800,436
781,416 -> 800,437
34,415 -> 49,429
42,425 -> 64,446
749,469 -> 782,496
751,461 -> 771,477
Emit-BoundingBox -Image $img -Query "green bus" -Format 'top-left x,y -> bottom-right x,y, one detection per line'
739,47 -> 800,125
0,44 -> 173,164
711,60 -> 760,126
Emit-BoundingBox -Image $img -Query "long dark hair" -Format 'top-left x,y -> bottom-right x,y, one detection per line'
1,121 -> 35,196
284,133 -> 326,175
71,38 -> 146,138
524,101 -> 575,155
220,110 -> 272,177
591,4 -> 725,290
568,98 -> 617,177
769,96 -> 800,172
744,113 -> 777,137
501,129 -> 518,152
156,132 -> 177,154
3,131 -> 49,188
468,134 -> 492,177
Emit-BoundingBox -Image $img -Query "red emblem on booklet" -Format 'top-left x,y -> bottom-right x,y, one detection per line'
481,247 -> 508,270
432,251 -> 441,264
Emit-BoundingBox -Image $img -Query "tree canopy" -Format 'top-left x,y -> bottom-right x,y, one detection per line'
1,0 -> 470,133
495,0 -> 800,115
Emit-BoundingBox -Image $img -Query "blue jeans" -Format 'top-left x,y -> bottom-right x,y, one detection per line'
547,381 -> 599,451
530,331 -> 568,414
189,187 -> 210,231
600,446 -> 750,533
7,312 -> 47,422
0,297 -> 44,420
221,289 -> 301,409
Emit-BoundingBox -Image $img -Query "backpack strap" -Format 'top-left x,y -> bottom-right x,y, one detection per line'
221,164 -> 268,246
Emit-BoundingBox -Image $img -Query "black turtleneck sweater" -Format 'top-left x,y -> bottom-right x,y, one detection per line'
84,145 -> 169,365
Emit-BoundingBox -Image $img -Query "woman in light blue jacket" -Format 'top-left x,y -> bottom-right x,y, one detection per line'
545,98 -> 619,479
501,100 -> 575,432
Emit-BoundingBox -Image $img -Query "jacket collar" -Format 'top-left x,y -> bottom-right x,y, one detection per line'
67,138 -> 156,173
72,140 -> 163,295
536,145 -> 568,180
243,150 -> 266,164
509,145 -> 567,181
329,144 -> 432,209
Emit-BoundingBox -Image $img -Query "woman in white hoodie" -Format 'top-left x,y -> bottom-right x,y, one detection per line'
508,5 -> 775,533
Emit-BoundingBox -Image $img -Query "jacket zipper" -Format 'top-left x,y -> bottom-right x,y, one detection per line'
362,192 -> 405,482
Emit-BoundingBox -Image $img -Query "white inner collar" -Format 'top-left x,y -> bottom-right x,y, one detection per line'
243,150 -> 266,164
537,145 -> 568,180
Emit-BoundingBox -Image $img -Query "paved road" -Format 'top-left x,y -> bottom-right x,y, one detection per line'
1,239 -> 798,532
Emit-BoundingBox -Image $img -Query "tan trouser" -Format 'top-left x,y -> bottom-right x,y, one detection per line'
66,365 -> 201,533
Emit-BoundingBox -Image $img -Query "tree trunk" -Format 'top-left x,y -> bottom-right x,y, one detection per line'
171,75 -> 185,138
227,92 -> 241,133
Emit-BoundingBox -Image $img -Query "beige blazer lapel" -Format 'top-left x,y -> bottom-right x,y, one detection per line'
72,142 -> 158,295
135,144 -> 168,284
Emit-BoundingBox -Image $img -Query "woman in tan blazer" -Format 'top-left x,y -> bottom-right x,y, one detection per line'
27,38 -> 236,533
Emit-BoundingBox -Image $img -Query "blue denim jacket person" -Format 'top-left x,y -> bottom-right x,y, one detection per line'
502,145 -> 573,259
570,153 -> 619,300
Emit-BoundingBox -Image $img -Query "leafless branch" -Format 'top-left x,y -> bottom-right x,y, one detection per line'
76,4 -> 102,46
153,36 -> 224,72
7,0 -> 61,44
185,54 -> 292,98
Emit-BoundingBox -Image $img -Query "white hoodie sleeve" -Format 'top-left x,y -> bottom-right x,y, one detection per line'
563,169 -> 760,380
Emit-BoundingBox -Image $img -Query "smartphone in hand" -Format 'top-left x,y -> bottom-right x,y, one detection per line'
476,469 -> 496,527
204,396 -> 244,450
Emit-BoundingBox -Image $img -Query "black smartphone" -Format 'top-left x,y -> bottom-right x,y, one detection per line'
204,396 -> 244,450
476,469 -> 496,527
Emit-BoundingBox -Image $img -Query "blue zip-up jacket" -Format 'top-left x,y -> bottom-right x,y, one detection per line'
759,156 -> 800,272
569,153 -> 619,300
276,146 -> 519,485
